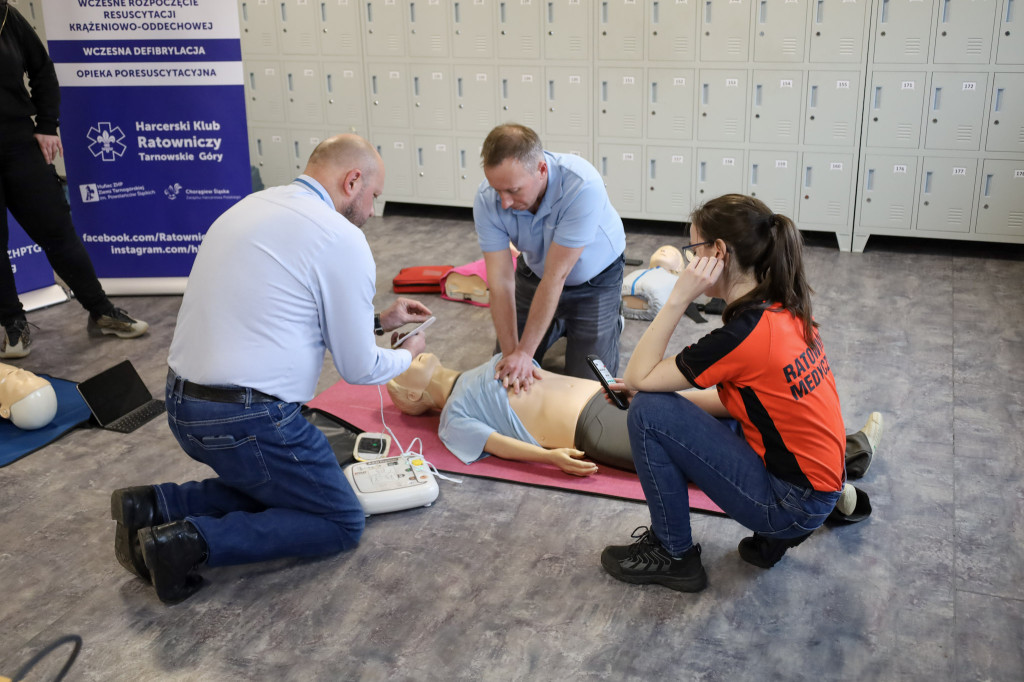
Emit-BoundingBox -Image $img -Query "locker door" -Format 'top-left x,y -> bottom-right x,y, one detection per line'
645,146 -> 693,219
798,153 -> 853,225
411,66 -> 454,131
415,137 -> 456,200
996,0 -> 1024,64
924,73 -> 988,151
695,148 -> 746,202
278,0 -> 319,54
753,0 -> 808,62
598,0 -> 646,60
11,0 -> 45,43
546,139 -> 592,161
249,128 -> 292,188
454,66 -> 497,133
456,137 -> 486,204
284,63 -> 325,125
648,0 -> 698,61
240,1 -> 279,54
599,145 -> 644,215
701,0 -> 752,61
376,136 -> 415,199
804,71 -> 861,147
318,0 -> 363,57
364,0 -> 406,56
698,70 -> 748,143
408,0 -> 450,57
367,64 -> 411,129
986,73 -> 1024,153
498,0 -> 542,59
746,151 -> 798,217
598,68 -> 644,139
289,130 -> 326,174
918,157 -> 978,233
648,68 -> 696,141
872,0 -> 936,63
750,71 -> 803,145
866,72 -> 926,148
977,161 -> 1024,236
323,63 -> 367,131
933,0 -> 998,63
546,67 -> 591,138
809,0 -> 868,63
452,0 -> 495,58
545,0 -> 591,60
858,155 -> 918,229
498,67 -> 544,130
245,61 -> 286,123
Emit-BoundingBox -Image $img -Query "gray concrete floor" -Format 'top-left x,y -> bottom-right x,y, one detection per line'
1,207 -> 1021,681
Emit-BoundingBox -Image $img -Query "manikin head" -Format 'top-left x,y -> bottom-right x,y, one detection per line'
649,245 -> 684,275
0,363 -> 58,430
387,353 -> 457,416
481,124 -> 549,213
304,134 -> 385,228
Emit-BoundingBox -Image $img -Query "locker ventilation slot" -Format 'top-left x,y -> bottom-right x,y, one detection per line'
838,39 -> 854,56
832,123 -> 850,139
782,39 -> 798,56
888,205 -> 906,223
966,38 -> 984,56
896,124 -> 913,141
946,209 -> 964,225
905,38 -> 922,56
955,126 -> 973,142
1009,212 -> 1024,229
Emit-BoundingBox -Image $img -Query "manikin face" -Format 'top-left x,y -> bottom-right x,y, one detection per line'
393,353 -> 441,393
342,166 -> 386,228
649,245 -> 684,274
483,157 -> 548,213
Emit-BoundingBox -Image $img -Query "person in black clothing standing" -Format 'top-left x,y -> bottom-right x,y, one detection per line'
0,1 -> 147,359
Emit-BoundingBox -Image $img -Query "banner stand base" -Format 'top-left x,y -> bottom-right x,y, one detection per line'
98,277 -> 188,296
20,285 -> 70,313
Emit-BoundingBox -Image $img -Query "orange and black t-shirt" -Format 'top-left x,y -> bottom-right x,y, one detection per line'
674,304 -> 845,492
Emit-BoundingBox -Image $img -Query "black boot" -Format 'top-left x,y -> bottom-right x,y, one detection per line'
138,520 -> 208,604
738,531 -> 813,569
111,486 -> 163,580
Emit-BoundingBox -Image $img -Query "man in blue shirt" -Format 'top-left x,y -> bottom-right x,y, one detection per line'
474,124 -> 626,391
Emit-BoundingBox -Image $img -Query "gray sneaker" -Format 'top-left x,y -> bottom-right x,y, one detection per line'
0,319 -> 31,359
89,307 -> 149,339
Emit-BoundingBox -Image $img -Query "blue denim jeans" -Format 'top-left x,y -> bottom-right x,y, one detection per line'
515,252 -> 625,378
155,373 -> 365,567
627,392 -> 841,556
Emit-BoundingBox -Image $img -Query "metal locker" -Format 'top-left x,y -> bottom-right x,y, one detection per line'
858,155 -> 918,229
411,66 -> 454,131
408,0 -> 450,57
249,128 -> 292,188
804,71 -> 861,147
647,68 -> 696,141
695,148 -> 746,202
933,0 -> 998,63
976,160 -> 1024,236
808,0 -> 869,63
753,0 -> 808,63
598,68 -> 645,139
872,0 -> 936,64
498,67 -> 544,130
278,0 -> 319,55
746,151 -> 798,217
797,152 -> 853,225
239,1 -> 280,55
452,0 -> 496,59
545,0 -> 591,60
375,136 -> 415,199
318,0 -> 363,57
598,0 -> 646,60
289,129 -> 326,173
245,61 -> 287,123
917,157 -> 978,233
645,146 -> 692,219
415,137 -> 456,200
546,67 -> 591,138
498,0 -> 542,59
284,63 -> 326,125
322,63 -> 367,131
598,145 -> 644,215
986,73 -> 1024,152
697,70 -> 748,143
367,64 -> 411,129
648,0 -> 698,62
700,0 -> 752,62
865,72 -> 926,148
996,0 -> 1024,64
12,0 -> 45,44
924,72 -> 988,151
750,71 -> 803,145
456,137 -> 487,204
546,139 -> 593,162
364,0 -> 406,56
454,66 -> 497,133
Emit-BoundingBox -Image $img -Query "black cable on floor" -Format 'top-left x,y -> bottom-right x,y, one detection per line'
10,634 -> 82,682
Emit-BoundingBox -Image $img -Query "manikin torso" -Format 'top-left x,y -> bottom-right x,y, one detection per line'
505,368 -> 603,447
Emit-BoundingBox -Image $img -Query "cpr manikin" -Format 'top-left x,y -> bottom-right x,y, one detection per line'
0,363 -> 58,430
621,245 -> 685,320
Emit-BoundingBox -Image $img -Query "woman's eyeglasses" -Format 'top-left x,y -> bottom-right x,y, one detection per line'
683,240 -> 715,263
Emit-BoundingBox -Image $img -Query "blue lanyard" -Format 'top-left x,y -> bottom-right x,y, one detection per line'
293,177 -> 333,210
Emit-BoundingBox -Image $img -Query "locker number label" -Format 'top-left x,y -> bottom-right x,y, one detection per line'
726,78 -> 739,87
389,71 -> 400,79
780,80 -> 794,88
476,73 -> 488,81
672,155 -> 685,163
394,141 -> 405,149
265,68 -> 276,75
952,167 -> 967,176
522,74 -> 534,82
622,153 -> 635,161
304,69 -> 314,77
343,70 -> 354,78
893,165 -> 907,174
569,75 -> 582,84
962,82 -> 977,91
432,72 -> 444,80
1015,170 -> 1024,178
830,162 -> 843,171
775,160 -> 788,168
674,78 -> 687,86
272,135 -> 282,142
623,76 -> 636,85
723,158 -> 736,166
901,81 -> 916,90
435,144 -> 447,151
836,80 -> 850,89
429,0 -> 440,5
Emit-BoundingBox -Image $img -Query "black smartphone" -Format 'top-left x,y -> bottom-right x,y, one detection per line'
586,354 -> 628,410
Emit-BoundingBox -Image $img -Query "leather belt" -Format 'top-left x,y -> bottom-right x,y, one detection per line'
168,369 -> 279,404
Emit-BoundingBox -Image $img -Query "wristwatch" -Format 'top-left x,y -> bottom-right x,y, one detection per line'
373,313 -> 384,336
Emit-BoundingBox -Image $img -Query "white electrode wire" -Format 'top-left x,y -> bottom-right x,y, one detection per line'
376,384 -> 461,483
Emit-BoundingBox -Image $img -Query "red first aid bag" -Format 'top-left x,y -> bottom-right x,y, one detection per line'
392,265 -> 454,293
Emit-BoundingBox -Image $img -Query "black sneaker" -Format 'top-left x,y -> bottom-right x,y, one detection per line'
601,526 -> 708,592
0,319 -> 31,359
738,531 -> 813,569
88,307 -> 149,338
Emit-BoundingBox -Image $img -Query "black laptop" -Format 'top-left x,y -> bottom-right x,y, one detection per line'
76,360 -> 166,433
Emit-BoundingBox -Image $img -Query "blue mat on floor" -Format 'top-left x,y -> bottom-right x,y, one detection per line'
0,375 -> 92,468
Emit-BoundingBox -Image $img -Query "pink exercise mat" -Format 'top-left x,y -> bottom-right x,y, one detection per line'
308,379 -> 724,514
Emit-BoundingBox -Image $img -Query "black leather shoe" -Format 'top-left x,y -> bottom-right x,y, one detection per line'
111,486 -> 162,580
139,520 -> 208,604
738,531 -> 813,569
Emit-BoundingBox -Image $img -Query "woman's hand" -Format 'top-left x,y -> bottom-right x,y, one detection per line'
602,380 -> 636,408
671,255 -> 725,304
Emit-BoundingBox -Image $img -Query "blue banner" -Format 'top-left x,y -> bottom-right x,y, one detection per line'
7,213 -> 55,294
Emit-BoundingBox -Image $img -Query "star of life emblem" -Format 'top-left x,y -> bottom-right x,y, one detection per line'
86,122 -> 127,162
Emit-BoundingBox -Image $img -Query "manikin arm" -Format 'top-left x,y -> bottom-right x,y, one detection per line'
483,432 -> 598,477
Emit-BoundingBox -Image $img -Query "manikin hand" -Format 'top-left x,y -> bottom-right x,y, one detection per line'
549,448 -> 598,477
380,297 -> 432,331
34,134 -> 63,165
494,348 -> 543,395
